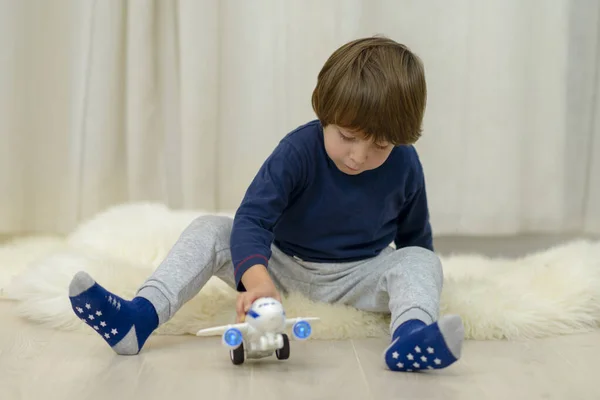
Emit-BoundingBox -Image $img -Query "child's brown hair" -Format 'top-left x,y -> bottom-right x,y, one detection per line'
312,36 -> 427,146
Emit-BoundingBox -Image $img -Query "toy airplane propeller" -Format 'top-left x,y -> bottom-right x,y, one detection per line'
196,297 -> 319,365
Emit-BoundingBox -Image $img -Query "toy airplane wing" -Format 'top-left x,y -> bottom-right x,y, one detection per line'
284,317 -> 320,340
284,317 -> 320,327
195,322 -> 249,337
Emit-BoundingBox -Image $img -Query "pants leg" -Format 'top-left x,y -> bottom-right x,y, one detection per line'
136,215 -> 237,325
290,246 -> 444,336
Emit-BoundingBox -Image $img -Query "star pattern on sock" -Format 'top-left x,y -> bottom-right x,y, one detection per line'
404,346 -> 432,369
384,317 -> 463,372
389,347 -> 444,371
69,290 -> 133,348
68,272 -> 159,355
74,303 -> 122,344
397,344 -> 453,371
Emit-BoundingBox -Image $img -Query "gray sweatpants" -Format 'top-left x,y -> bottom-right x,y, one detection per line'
137,215 -> 443,335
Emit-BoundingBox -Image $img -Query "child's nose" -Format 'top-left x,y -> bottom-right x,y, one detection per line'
350,145 -> 369,164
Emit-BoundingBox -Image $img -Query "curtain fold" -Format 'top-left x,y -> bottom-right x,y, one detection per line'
0,0 -> 598,235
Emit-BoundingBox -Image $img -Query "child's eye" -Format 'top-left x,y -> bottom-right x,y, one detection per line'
375,143 -> 389,150
338,131 -> 354,141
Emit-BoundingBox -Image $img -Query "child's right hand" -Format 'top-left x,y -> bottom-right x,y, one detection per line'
236,264 -> 281,323
236,282 -> 281,322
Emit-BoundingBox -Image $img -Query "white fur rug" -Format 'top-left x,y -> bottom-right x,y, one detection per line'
1,203 -> 599,341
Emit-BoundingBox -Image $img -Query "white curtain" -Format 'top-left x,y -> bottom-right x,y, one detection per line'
1,0 -> 599,236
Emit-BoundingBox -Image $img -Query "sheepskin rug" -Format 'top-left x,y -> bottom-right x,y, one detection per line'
1,203 -> 599,341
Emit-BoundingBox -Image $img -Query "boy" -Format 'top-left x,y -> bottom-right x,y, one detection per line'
68,36 -> 464,372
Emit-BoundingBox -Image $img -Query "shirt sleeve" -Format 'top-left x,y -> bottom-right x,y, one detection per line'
394,172 -> 434,252
230,140 -> 307,291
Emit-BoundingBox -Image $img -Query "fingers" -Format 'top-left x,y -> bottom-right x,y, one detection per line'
235,288 -> 283,322
235,295 -> 246,322
243,294 -> 254,314
236,293 -> 255,322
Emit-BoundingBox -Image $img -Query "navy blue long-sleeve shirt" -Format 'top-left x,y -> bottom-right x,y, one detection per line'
230,120 -> 433,290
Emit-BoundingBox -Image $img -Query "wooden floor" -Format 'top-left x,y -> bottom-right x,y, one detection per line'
0,300 -> 597,400
1,233 -> 599,399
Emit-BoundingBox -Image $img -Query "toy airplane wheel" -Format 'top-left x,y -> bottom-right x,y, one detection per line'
230,342 -> 245,365
276,334 -> 290,360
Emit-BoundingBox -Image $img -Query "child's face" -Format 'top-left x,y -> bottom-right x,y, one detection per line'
323,124 -> 394,175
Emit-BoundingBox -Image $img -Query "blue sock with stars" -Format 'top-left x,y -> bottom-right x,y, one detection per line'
384,315 -> 464,372
68,271 -> 159,355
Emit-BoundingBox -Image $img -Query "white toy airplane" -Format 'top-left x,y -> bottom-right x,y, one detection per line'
196,297 -> 319,365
